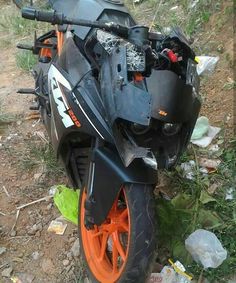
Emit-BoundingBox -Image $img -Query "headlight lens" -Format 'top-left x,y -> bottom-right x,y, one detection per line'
162,123 -> 181,136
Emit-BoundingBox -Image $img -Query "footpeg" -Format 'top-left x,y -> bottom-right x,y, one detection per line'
17,88 -> 36,95
17,43 -> 33,51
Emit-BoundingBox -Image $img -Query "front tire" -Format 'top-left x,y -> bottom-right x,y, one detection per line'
78,184 -> 156,283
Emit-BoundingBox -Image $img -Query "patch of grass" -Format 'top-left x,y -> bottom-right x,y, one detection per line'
126,0 -> 223,37
0,14 -> 38,36
0,4 -> 50,36
20,142 -> 64,176
0,4 -> 50,49
16,50 -> 37,71
223,81 -> 236,90
0,37 -> 12,48
156,141 -> 236,282
0,100 -> 15,134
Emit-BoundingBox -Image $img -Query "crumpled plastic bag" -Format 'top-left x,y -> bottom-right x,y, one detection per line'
196,56 -> 219,76
185,229 -> 227,268
54,185 -> 80,225
191,116 -> 221,148
191,116 -> 209,140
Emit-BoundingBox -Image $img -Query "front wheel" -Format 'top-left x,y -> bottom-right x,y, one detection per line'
78,184 -> 156,283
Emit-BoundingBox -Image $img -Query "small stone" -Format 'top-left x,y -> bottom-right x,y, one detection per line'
217,44 -> 224,53
32,251 -> 40,260
36,223 -> 43,231
28,228 -> 36,235
34,173 -> 42,181
0,247 -> 6,256
12,257 -> 24,263
46,203 -> 53,210
16,121 -> 22,126
21,174 -> 28,181
49,186 -> 58,196
68,237 -> 76,243
2,266 -> 13,278
71,239 -> 80,257
10,230 -> 17,237
41,258 -> 55,275
17,253 -> 24,258
15,273 -> 35,283
66,252 -> 73,260
35,231 -> 41,237
28,223 -> 42,235
84,277 -> 90,283
63,259 -> 70,266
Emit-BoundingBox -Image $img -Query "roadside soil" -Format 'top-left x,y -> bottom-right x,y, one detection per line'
0,1 -> 235,283
0,7 -> 82,283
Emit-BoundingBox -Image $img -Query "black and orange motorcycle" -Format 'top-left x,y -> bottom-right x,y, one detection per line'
14,0 -> 201,282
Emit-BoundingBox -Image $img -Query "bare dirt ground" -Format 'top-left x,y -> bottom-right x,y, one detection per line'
0,29 -> 82,283
199,1 -> 235,137
0,1 -> 235,283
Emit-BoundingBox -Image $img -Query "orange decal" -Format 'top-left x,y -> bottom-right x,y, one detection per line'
40,39 -> 52,58
159,110 -> 168,117
68,109 -> 81,128
134,72 -> 144,82
57,30 -> 64,56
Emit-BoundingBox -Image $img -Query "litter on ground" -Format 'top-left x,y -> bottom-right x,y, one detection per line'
225,188 -> 235,200
47,220 -> 67,235
195,56 -> 219,76
149,261 -> 192,283
185,229 -> 227,269
53,185 -> 80,225
191,116 -> 221,148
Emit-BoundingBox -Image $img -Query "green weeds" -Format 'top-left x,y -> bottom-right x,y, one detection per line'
19,142 -> 64,176
16,50 -> 37,72
0,4 -> 49,71
0,100 -> 15,134
126,0 -> 223,37
157,141 -> 236,282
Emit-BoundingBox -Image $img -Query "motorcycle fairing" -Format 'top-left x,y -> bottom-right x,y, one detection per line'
100,45 -> 152,166
101,46 -> 152,126
48,63 -> 114,155
58,37 -> 92,87
49,0 -> 135,40
147,70 -> 196,123
85,146 -> 157,225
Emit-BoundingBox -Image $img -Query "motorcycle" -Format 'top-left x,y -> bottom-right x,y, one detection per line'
15,0 -> 201,282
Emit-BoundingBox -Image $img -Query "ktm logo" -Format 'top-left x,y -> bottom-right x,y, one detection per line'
51,78 -> 74,128
48,65 -> 80,129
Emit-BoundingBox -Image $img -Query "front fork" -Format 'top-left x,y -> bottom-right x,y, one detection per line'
84,138 -> 103,230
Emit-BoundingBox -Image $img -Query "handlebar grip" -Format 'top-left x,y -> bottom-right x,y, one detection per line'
22,7 -> 36,20
22,7 -> 64,25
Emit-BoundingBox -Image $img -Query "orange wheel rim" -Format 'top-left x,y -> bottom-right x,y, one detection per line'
80,188 -> 130,283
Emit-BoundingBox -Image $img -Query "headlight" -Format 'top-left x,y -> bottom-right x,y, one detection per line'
162,123 -> 181,136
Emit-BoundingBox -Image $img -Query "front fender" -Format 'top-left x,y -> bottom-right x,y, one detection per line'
86,146 -> 157,225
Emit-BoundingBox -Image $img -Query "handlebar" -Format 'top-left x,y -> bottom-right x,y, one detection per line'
21,7 -> 165,42
22,7 -> 64,24
22,7 -> 129,38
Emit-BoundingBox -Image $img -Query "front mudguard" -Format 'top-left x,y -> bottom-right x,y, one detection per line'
85,146 -> 157,226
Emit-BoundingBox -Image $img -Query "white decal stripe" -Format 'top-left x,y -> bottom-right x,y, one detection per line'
58,83 -> 69,110
76,101 -> 104,140
49,65 -> 72,90
48,65 -> 74,129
